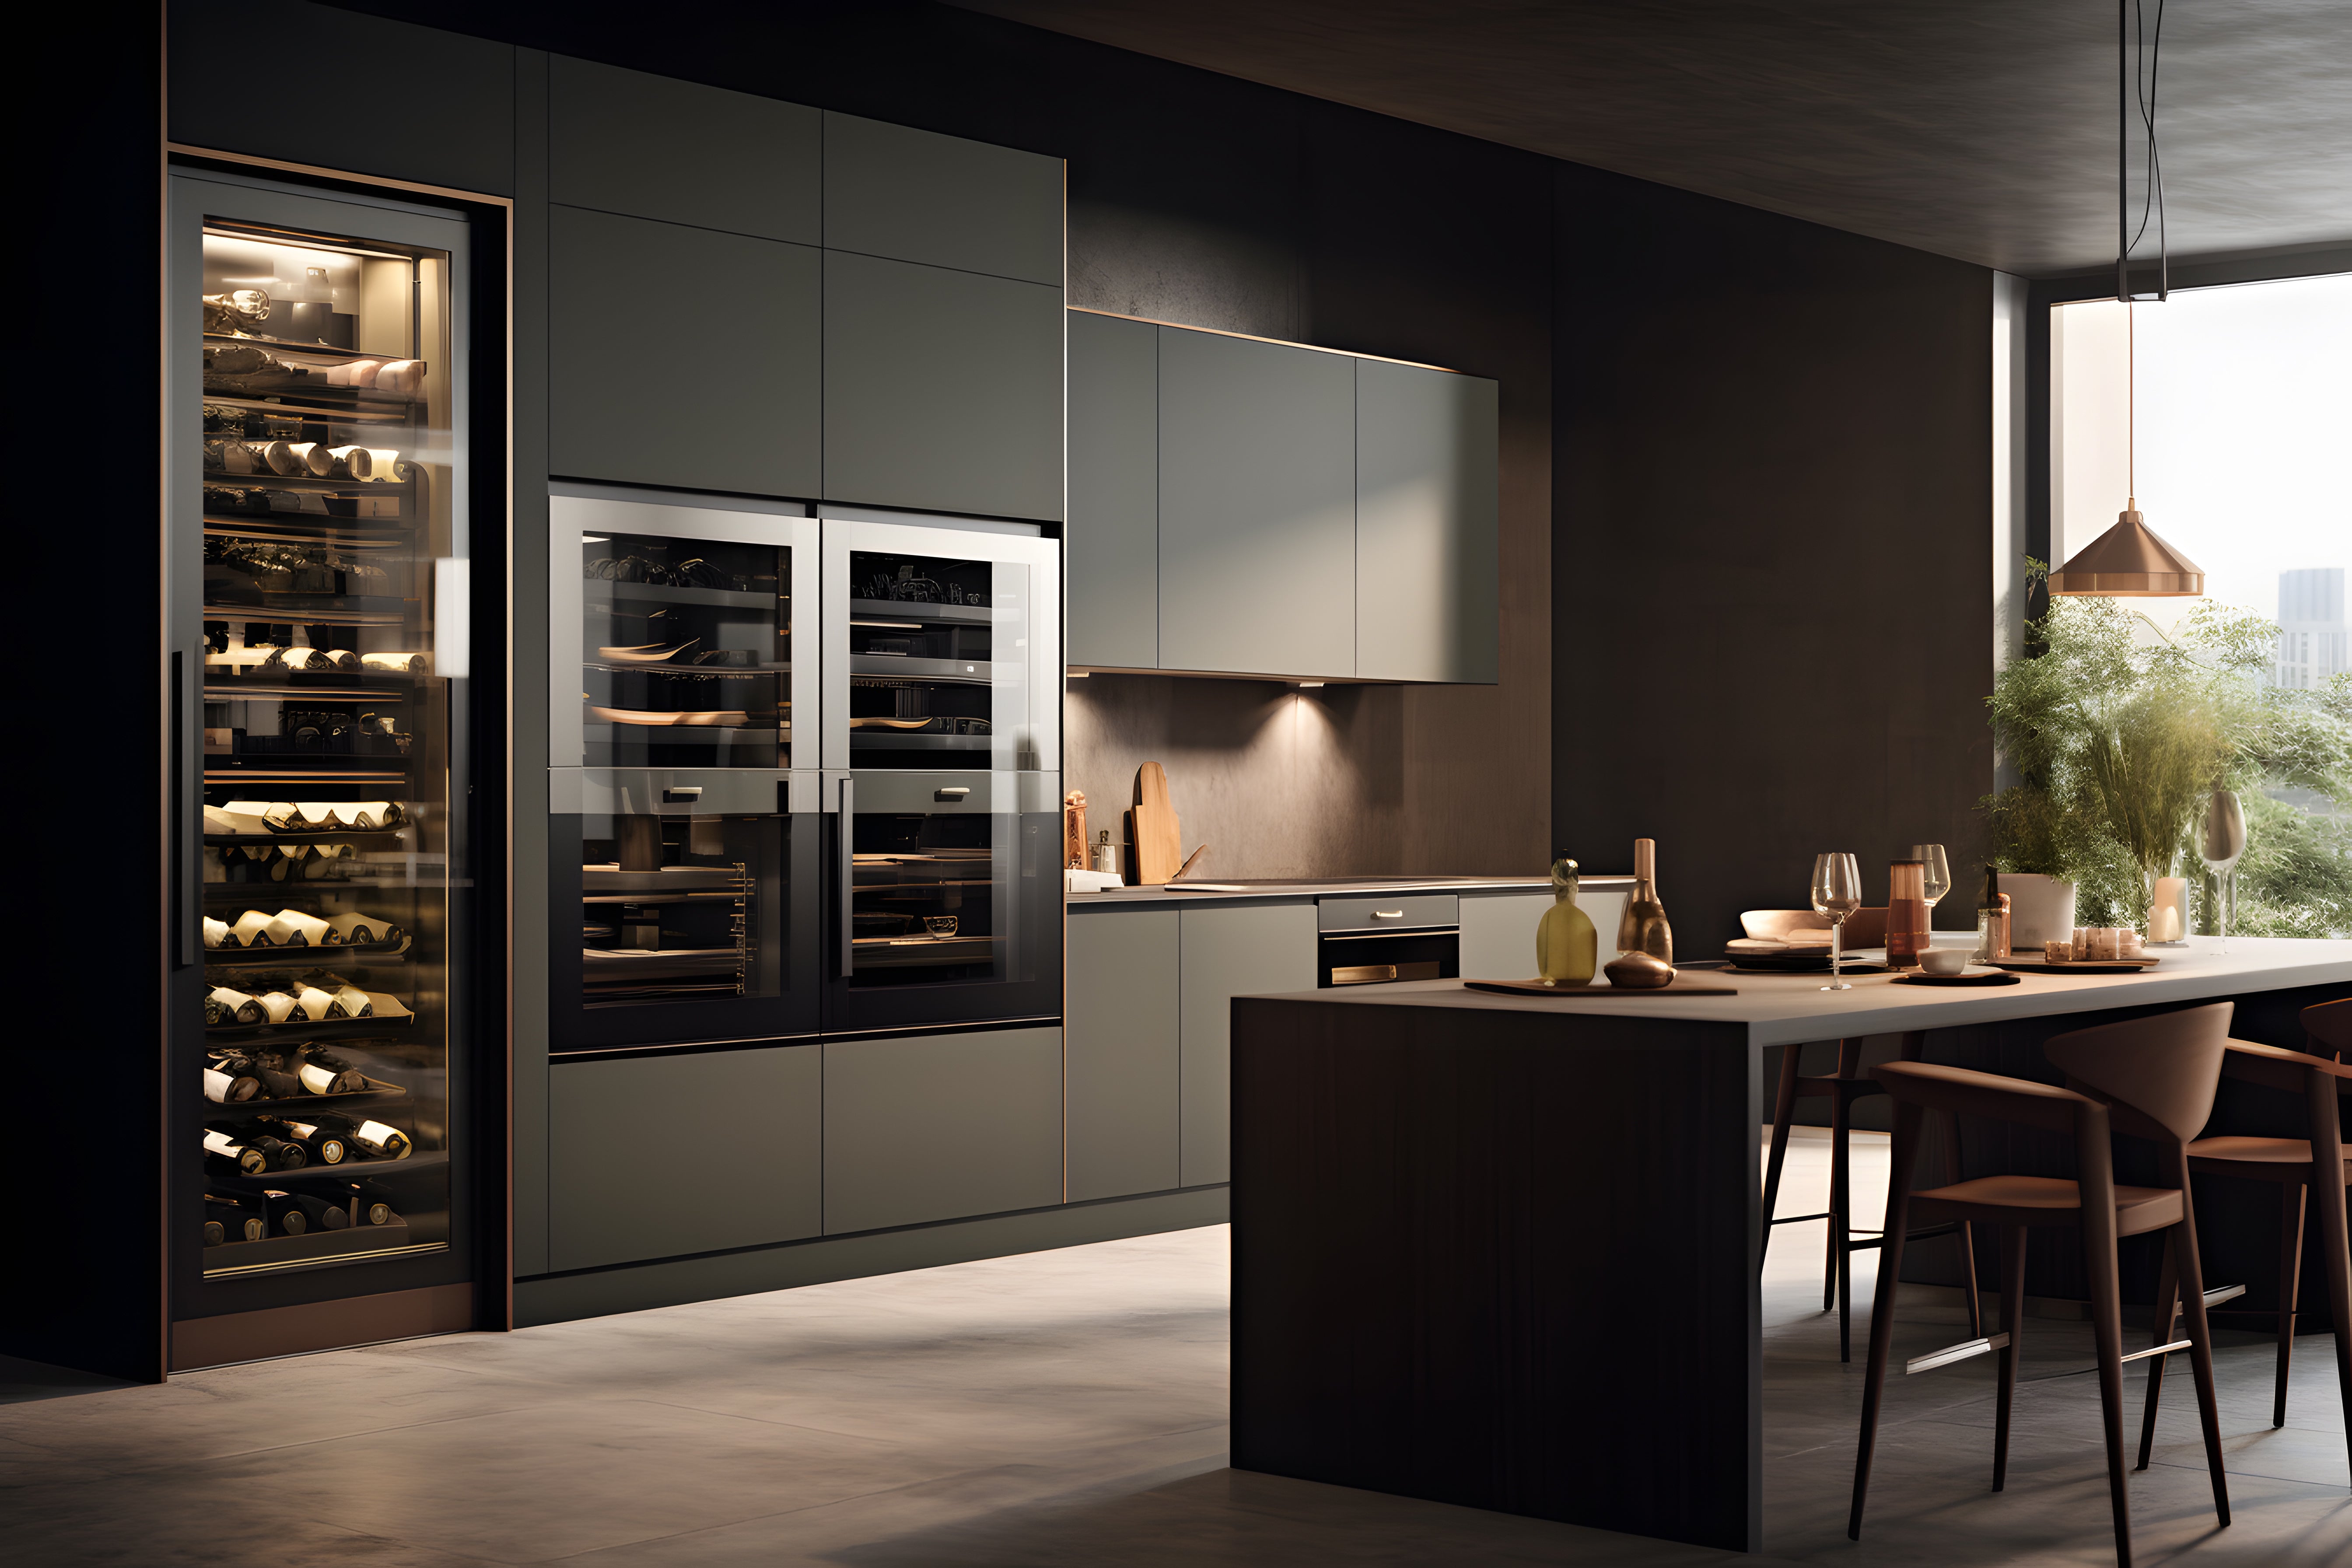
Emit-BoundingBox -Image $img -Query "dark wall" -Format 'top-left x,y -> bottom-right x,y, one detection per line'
1553,164 -> 1995,946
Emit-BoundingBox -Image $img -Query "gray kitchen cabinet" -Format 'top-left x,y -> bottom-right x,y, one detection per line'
823,1027 -> 1064,1234
1179,903 -> 1318,1186
1066,906 -> 1180,1200
1356,359 -> 1500,683
823,251 -> 1063,522
548,1045 -> 821,1272
1458,893 -> 1548,980
822,111 -> 1063,286
550,205 -> 820,496
1158,328 -> 1357,678
1066,312 -> 1161,669
551,56 -> 819,243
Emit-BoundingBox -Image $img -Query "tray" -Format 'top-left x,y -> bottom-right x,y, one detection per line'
1893,971 -> 2023,987
1988,956 -> 2159,975
1465,976 -> 1739,998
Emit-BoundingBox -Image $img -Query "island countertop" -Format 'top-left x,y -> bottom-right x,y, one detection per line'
1068,874 -> 1632,908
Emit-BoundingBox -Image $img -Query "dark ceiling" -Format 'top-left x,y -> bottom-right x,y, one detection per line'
954,0 -> 2352,276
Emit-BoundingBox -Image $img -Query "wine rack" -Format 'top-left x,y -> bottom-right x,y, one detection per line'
187,217 -> 462,1281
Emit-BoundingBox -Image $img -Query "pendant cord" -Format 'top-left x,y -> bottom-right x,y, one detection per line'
2128,301 -> 2135,502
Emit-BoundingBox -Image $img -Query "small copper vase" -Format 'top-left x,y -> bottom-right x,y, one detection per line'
1603,950 -> 1676,990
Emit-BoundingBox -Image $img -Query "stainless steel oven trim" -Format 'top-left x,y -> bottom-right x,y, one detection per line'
549,767 -> 817,816
549,492 -> 818,771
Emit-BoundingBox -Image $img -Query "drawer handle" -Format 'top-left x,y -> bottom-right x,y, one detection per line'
935,787 -> 971,802
1372,910 -> 1406,920
661,787 -> 702,804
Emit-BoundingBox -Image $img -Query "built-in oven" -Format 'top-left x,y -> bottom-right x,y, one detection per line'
1317,894 -> 1460,987
549,485 -> 821,1051
822,770 -> 1062,1032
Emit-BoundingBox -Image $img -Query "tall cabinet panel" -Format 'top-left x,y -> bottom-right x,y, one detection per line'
822,252 -> 1063,522
1178,903 -> 1317,1186
821,111 -> 1064,286
1066,907 -> 1180,1200
550,57 -> 820,243
1355,360 -> 1500,683
1066,312 -> 1160,670
1158,329 -> 1356,677
550,206 -> 821,497
823,1028 -> 1065,1234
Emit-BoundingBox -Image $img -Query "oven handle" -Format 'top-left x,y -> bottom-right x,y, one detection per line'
1319,927 -> 1460,942
837,775 -> 855,979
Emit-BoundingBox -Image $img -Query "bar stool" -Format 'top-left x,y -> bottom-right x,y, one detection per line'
1850,1002 -> 2235,1568
2135,996 -> 2352,1486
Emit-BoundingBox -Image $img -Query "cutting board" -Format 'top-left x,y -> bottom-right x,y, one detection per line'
1130,762 -> 1183,884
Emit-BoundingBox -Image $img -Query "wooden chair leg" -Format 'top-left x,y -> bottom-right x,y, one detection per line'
1850,1102 -> 1920,1542
2136,1230 -> 2179,1472
2276,1180 -> 2307,1431
2304,1067 -> 2352,1490
1943,1109 -> 1982,1340
2082,1205 -> 2133,1567
1827,1082 -> 1849,1318
2170,1201 -> 2234,1527
1761,1042 -> 1802,1268
1993,1222 -> 2028,1492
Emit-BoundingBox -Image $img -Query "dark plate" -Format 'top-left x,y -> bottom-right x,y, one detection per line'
1893,971 -> 2023,987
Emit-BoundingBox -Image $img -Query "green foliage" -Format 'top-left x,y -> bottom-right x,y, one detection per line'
1982,567 -> 2352,936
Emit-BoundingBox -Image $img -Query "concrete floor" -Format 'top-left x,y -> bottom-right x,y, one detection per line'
2,1130 -> 2345,1566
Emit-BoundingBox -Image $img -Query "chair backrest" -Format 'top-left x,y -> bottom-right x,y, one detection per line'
2306,997 -> 2352,1063
2044,1001 -> 2233,1144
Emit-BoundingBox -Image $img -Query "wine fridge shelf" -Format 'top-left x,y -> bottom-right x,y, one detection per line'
850,596 -> 992,625
206,1150 -> 445,1190
202,1215 -> 416,1274
203,1075 -> 408,1113
203,599 -> 410,626
203,466 -> 415,498
201,392 -> 415,425
205,683 -> 415,703
203,936 -> 411,965
205,518 -> 410,546
206,832 -> 407,848
584,581 -> 778,611
207,1011 -> 413,1042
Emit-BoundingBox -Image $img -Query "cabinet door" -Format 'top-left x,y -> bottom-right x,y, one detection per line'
823,251 -> 1063,521
1158,328 -> 1356,677
1066,312 -> 1160,669
1067,907 -> 1180,1200
1458,893 -> 1549,980
1180,903 -> 1318,1186
551,56 -> 819,243
169,0 -> 515,196
550,206 -> 820,497
823,1027 -> 1063,1233
1356,360 -> 1500,683
549,1045 -> 821,1272
822,111 -> 1063,286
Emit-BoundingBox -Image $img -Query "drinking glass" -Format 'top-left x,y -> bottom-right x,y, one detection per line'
1912,844 -> 1952,911
1811,852 -> 1863,991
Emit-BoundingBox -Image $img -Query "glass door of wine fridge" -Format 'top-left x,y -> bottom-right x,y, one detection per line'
168,169 -> 479,1323
549,488 -> 819,1050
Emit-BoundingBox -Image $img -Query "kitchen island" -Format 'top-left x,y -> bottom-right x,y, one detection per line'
1228,938 -> 2352,1551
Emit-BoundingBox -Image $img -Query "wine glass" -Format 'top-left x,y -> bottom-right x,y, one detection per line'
1812,852 -> 1863,991
2197,789 -> 2246,954
1912,844 -> 1952,913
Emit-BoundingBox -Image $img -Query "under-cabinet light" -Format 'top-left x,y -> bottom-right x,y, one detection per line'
1298,681 -> 1325,689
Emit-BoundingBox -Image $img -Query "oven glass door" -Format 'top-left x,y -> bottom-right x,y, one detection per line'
821,518 -> 1059,773
551,492 -> 816,772
550,770 -> 819,1051
823,772 -> 1061,1032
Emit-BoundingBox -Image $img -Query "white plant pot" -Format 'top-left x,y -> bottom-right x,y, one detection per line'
2004,875 -> 2078,948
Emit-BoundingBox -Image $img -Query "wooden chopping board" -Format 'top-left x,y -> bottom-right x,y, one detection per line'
1130,762 -> 1183,884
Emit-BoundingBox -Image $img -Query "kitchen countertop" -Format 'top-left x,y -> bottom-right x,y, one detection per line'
1067,875 -> 1634,908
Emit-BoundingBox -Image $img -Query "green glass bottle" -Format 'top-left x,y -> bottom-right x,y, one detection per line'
1536,850 -> 1598,986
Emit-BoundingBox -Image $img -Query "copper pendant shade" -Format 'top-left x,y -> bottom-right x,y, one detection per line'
2049,502 -> 2205,597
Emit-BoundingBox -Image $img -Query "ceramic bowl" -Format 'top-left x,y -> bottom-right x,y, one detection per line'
1917,948 -> 1972,976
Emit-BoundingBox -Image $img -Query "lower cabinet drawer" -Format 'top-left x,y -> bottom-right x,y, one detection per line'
549,1043 -> 822,1273
823,1026 -> 1064,1234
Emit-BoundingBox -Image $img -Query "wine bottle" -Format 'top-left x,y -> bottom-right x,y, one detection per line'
206,986 -> 266,1026
1887,859 -> 1930,969
247,1132 -> 308,1171
1974,866 -> 2012,961
341,1118 -> 413,1160
269,1114 -> 346,1166
1614,838 -> 1673,964
1534,851 -> 1598,986
204,1061 -> 263,1103
296,1046 -> 367,1095
204,1196 -> 266,1244
262,1190 -> 308,1236
361,1199 -> 395,1227
203,1128 -> 270,1176
284,1191 -> 351,1231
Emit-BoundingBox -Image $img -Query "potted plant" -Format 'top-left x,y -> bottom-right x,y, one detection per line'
1982,564 -> 2352,938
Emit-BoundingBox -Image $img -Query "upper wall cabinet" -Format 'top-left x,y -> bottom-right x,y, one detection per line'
1356,360 -> 1500,683
1159,329 -> 1357,679
550,57 -> 819,243
1066,312 -> 1160,669
822,112 -> 1063,286
1068,314 -> 1500,684
170,0 -> 515,196
824,252 -> 1063,522
550,206 -> 822,497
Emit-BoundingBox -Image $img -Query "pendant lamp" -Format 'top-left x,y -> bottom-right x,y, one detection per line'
2049,0 -> 2204,599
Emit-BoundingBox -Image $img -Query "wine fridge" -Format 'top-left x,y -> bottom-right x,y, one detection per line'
549,488 -> 820,1050
168,168 -> 485,1334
